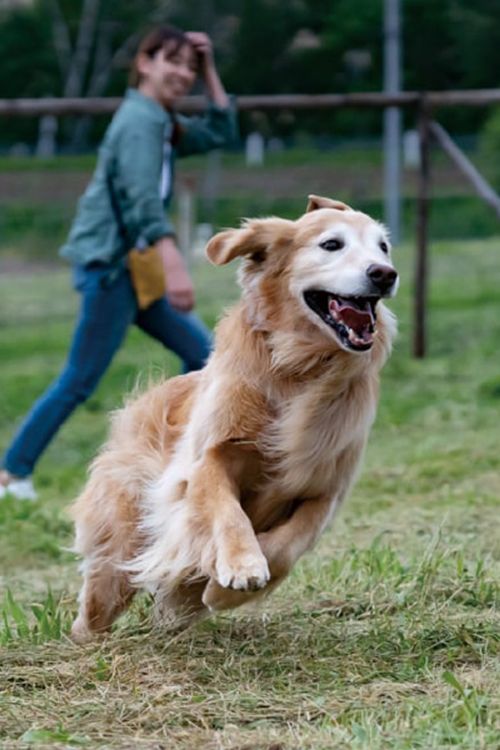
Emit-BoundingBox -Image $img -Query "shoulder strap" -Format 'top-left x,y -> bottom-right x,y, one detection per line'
96,169 -> 134,288
106,171 -> 131,251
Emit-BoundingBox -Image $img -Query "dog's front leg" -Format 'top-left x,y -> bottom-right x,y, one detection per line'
202,493 -> 333,611
257,493 -> 336,576
191,446 -> 270,597
202,440 -> 364,611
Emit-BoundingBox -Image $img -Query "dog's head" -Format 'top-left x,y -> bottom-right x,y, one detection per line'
206,195 -> 398,355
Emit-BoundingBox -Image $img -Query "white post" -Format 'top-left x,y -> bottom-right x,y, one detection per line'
383,0 -> 402,242
36,115 -> 58,157
245,132 -> 265,166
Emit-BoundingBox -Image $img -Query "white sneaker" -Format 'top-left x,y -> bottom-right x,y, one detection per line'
0,472 -> 38,502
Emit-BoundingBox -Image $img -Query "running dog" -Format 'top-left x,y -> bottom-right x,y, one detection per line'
70,195 -> 398,642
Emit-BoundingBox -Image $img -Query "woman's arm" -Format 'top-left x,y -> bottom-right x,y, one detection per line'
113,120 -> 174,247
185,32 -> 229,108
113,120 -> 195,312
157,236 -> 195,312
175,33 -> 237,158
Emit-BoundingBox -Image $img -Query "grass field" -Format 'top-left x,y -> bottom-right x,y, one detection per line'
1,235 -> 499,749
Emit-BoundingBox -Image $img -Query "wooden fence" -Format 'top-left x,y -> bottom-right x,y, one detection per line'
2,88 -> 500,357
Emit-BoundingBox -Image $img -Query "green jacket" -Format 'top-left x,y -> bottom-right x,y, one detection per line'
60,88 -> 237,266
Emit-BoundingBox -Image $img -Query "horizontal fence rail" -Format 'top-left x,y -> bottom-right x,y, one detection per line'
2,89 -> 500,116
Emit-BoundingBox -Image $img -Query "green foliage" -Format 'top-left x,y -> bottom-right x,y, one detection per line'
0,4 -> 58,99
442,671 -> 489,729
0,3 -> 58,145
1,589 -> 73,644
20,727 -> 89,746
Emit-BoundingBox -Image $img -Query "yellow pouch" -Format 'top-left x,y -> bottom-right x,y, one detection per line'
128,245 -> 166,310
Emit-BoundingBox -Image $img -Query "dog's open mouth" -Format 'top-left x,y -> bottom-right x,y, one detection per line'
304,290 -> 379,351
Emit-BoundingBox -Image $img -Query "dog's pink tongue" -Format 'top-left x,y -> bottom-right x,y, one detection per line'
329,298 -> 375,337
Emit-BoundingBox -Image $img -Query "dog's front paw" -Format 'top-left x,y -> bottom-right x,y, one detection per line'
215,552 -> 270,591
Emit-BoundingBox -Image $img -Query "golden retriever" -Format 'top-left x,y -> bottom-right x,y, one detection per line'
70,195 -> 398,643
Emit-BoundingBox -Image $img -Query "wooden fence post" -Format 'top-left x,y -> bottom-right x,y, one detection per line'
414,98 -> 431,358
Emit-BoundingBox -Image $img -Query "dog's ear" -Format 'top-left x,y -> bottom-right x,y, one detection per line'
206,218 -> 294,266
306,194 -> 353,213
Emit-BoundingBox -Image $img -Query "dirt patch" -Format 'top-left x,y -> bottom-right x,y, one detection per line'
0,258 -> 63,274
0,171 -> 90,205
0,162 -> 470,207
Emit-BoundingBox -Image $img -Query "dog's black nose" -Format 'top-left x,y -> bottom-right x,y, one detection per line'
367,264 -> 398,294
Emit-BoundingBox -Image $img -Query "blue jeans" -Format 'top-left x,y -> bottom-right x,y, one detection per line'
3,263 -> 212,478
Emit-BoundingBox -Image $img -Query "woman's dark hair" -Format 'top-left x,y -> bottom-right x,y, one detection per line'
129,25 -> 196,86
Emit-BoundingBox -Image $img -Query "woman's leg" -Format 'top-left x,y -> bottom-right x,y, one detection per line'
2,265 -> 137,478
136,296 -> 212,373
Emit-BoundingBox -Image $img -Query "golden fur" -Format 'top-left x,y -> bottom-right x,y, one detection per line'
70,195 -> 398,642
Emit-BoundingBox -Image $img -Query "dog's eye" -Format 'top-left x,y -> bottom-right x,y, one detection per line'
320,238 -> 344,252
380,241 -> 389,254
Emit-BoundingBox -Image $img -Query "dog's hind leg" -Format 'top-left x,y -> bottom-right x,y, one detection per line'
71,560 -> 136,643
153,579 -> 208,630
70,474 -> 142,643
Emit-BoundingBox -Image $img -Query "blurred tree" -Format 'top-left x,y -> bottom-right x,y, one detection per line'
45,0 -> 163,148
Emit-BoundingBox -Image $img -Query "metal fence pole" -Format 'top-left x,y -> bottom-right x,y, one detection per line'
414,99 -> 431,358
383,0 -> 402,243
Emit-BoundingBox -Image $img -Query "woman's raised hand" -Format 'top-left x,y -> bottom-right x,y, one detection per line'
185,31 -> 215,72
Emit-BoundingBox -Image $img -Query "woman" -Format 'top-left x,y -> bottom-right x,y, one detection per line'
0,26 -> 237,501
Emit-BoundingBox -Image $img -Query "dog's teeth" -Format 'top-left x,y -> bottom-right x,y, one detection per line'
347,328 -> 363,345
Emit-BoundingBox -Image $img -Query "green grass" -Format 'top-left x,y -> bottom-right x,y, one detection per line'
0,155 -> 98,173
1,236 -> 500,748
0,146 -> 380,174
